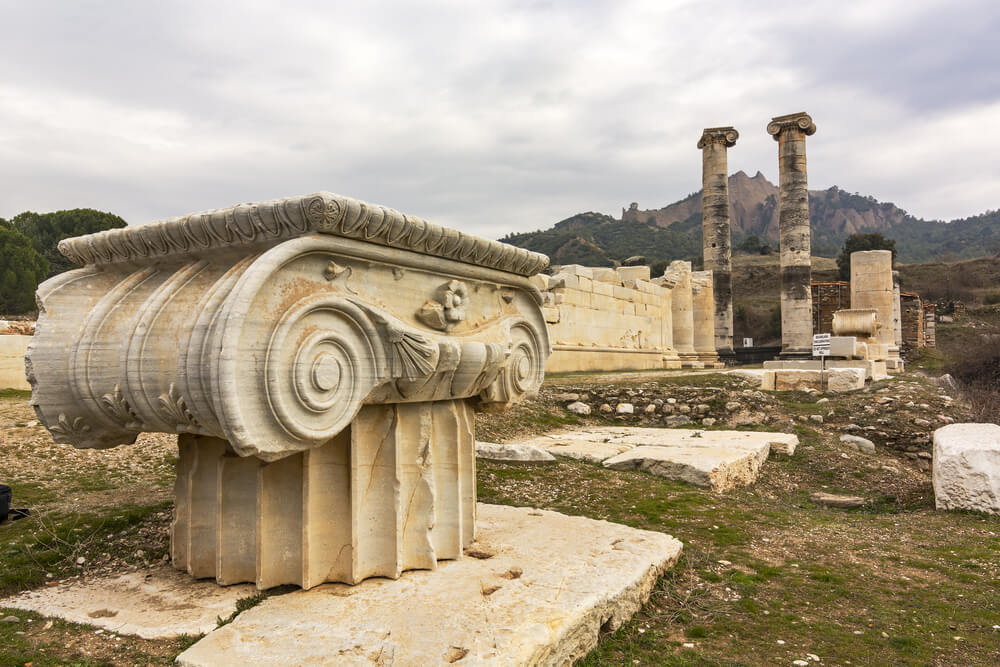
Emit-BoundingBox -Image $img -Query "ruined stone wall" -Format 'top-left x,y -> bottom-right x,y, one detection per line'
901,292 -> 925,352
539,265 -> 682,373
923,304 -> 936,348
811,281 -> 851,335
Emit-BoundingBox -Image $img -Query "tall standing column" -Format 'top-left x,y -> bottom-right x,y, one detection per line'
698,127 -> 738,362
768,112 -> 817,357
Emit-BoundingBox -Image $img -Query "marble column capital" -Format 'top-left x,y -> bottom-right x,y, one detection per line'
767,112 -> 816,141
697,126 -> 739,149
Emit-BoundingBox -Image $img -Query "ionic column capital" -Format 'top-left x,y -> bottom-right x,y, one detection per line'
697,126 -> 739,149
767,112 -> 816,141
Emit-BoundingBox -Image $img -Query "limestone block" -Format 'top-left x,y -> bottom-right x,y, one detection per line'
760,370 -> 777,391
0,565 -> 258,639
617,265 -> 651,283
529,273 -> 550,291
475,441 -> 555,462
933,423 -> 1000,515
828,336 -> 859,358
175,504 -> 683,667
603,445 -> 763,492
593,280 -> 615,296
773,370 -> 824,391
542,306 -> 560,324
851,250 -> 895,348
556,264 -> 593,278
827,368 -> 866,392
28,191 -> 551,590
0,334 -> 30,390
591,267 -> 620,284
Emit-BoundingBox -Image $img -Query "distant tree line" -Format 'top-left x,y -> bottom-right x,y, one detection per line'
0,209 -> 126,314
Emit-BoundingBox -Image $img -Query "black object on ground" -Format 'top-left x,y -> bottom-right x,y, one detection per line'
0,483 -> 30,523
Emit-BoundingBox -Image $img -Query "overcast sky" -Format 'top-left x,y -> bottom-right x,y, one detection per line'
2,0 -> 998,238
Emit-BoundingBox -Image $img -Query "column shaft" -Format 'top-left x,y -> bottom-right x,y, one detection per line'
698,127 -> 738,359
768,113 -> 817,357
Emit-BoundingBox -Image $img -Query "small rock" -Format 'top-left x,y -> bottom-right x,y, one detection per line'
844,423 -> 860,431
666,398 -> 677,405
794,661 -> 809,666
810,492 -> 866,508
1,616 -> 20,623
702,418 -> 716,426
936,414 -> 955,424
616,403 -> 634,415
552,392 -> 580,402
599,404 -> 613,414
663,415 -> 692,426
881,465 -> 900,474
840,434 -> 876,454
810,414 -> 824,424
644,404 -> 657,415
913,418 -> 931,427
678,405 -> 691,414
566,401 -> 591,416
695,404 -> 711,415
816,398 -> 830,404
76,557 -> 86,565
725,401 -> 741,412
917,451 -> 932,460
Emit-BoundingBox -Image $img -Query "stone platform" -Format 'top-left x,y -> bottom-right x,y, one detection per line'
176,503 -> 682,666
513,427 -> 796,491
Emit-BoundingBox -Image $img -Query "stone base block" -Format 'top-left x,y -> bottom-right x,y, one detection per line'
682,360 -> 705,369
827,368 -> 867,392
172,400 -> 477,590
933,423 -> 1000,515
761,368 -> 867,393
176,504 -> 683,666
886,357 -> 905,373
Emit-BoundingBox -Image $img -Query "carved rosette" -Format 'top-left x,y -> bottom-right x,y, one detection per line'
29,200 -> 550,460
767,112 -> 817,141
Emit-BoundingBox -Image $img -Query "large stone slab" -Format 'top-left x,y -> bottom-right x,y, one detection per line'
933,423 -> 1000,515
522,427 -> 797,460
176,503 -> 682,666
603,445 -> 763,492
0,566 -> 258,639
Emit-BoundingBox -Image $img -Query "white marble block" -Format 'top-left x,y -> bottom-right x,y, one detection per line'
27,191 -> 551,589
933,423 -> 1000,515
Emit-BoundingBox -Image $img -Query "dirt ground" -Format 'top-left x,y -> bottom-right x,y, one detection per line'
1,366 -> 998,666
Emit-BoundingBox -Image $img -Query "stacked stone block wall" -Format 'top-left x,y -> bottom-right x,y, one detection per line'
540,264 -> 682,373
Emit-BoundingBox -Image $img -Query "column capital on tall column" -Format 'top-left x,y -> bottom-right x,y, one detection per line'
767,112 -> 816,141
697,126 -> 739,149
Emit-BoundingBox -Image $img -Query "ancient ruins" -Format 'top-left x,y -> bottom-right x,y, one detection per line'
768,112 -> 817,358
698,126 -> 739,361
27,192 -> 552,589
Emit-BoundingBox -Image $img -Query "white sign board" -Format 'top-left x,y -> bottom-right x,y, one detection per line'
743,338 -> 753,348
812,333 -> 831,357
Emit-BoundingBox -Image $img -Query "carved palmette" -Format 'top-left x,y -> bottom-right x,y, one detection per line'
28,234 -> 549,461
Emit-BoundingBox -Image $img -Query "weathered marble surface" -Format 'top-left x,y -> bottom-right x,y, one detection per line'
176,504 -> 683,667
934,423 -> 1000,515
28,192 -> 551,590
0,566 -> 258,639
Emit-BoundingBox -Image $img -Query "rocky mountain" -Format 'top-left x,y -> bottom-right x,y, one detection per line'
503,172 -> 1000,266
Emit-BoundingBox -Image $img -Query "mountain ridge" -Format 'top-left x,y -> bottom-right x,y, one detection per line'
502,172 -> 1000,267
